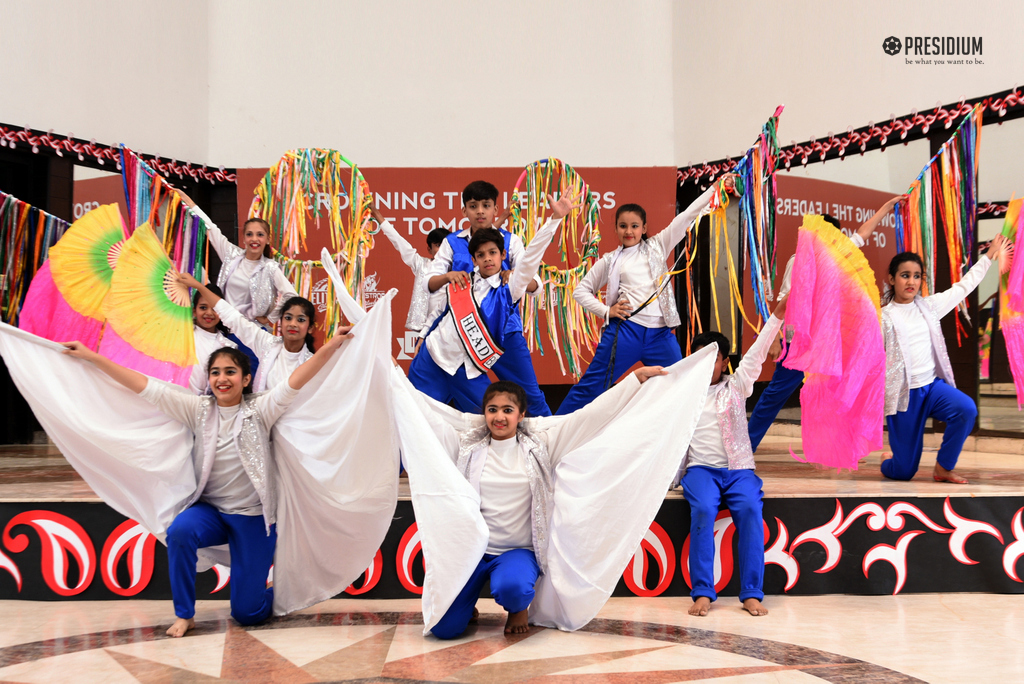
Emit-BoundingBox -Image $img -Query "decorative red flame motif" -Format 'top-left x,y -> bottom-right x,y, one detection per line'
100,520 -> 157,596
211,564 -> 231,593
942,497 -> 1004,565
3,511 -> 96,596
763,518 -> 800,591
345,549 -> 384,595
1003,507 -> 1024,582
623,522 -> 676,597
396,523 -> 424,595
0,545 -> 21,591
681,511 -> 736,593
863,531 -> 925,594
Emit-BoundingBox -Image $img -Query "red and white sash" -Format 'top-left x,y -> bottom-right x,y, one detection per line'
447,281 -> 503,372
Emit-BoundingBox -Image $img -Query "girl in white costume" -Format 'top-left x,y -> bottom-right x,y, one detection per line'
180,274 -> 314,392
0,291 -> 403,639
391,345 -> 718,637
189,282 -> 237,394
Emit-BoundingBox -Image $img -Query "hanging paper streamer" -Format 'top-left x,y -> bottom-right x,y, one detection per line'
893,104 -> 982,330
998,198 -> 1024,408
508,158 -> 602,378
99,223 -> 196,385
686,106 -> 784,352
783,215 -> 885,469
19,204 -> 126,350
248,149 -> 375,339
0,191 -> 69,325
119,145 -> 209,281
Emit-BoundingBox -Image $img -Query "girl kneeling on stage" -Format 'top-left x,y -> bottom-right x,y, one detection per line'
681,296 -> 786,618
62,336 -> 350,637
881,237 -> 1004,484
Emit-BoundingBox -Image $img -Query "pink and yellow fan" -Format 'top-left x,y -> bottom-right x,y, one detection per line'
19,204 -> 126,348
100,223 -> 196,386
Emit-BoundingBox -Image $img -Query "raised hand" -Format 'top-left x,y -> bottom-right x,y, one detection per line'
986,234 -> 1008,261
176,272 -> 202,289
634,366 -> 668,383
548,188 -> 584,220
370,204 -> 386,225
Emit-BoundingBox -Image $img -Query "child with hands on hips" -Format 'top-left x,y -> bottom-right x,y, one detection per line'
681,295 -> 787,618
880,235 -> 1007,484
61,323 -> 353,638
556,175 -> 736,415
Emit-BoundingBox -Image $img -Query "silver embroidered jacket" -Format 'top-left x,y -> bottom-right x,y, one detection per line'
881,255 -> 991,416
640,239 -> 681,328
216,250 -> 284,320
679,315 -> 784,472
189,393 -> 278,532
456,426 -> 553,573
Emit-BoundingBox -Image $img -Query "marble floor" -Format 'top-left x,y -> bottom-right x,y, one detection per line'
0,594 -> 1022,683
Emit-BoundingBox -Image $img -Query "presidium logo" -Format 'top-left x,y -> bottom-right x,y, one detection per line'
883,35 -> 985,64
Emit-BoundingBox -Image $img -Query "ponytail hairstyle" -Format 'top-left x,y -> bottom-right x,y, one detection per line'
207,347 -> 253,394
884,252 -> 924,304
616,203 -> 649,241
280,296 -> 317,352
192,283 -> 231,336
242,217 -> 273,258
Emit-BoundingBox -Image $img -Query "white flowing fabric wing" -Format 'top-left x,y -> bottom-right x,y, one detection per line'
390,371 -> 488,635
530,345 -> 717,630
0,323 -> 196,537
321,247 -> 367,325
270,290 -> 401,614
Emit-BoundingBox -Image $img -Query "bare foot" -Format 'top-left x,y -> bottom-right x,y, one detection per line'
688,597 -> 711,616
166,617 -> 194,638
469,607 -> 479,624
743,598 -> 768,616
504,609 -> 529,634
933,463 -> 969,484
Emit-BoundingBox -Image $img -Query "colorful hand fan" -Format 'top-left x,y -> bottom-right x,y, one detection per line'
19,204 -> 126,349
782,215 -> 885,469
508,158 -> 602,378
100,223 -> 196,385
998,198 -> 1024,407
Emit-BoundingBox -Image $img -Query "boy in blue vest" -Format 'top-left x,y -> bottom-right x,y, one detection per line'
424,181 -> 552,416
411,190 -> 579,413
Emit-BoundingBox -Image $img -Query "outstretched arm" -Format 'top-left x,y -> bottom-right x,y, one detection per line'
732,299 -> 786,398
62,342 -> 148,394
855,196 -> 903,244
180,191 -> 236,260
286,327 -> 354,391
509,190 -> 580,301
652,178 -> 732,254
928,236 -> 1005,317
178,272 -> 221,307
372,205 -> 423,271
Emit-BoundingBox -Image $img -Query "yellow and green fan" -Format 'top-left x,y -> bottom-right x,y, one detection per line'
48,204 -> 126,321
100,223 -> 197,385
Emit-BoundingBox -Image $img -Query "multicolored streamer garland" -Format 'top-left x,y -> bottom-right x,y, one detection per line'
249,149 -> 375,338
685,106 -> 784,352
120,145 -> 209,281
998,198 -> 1024,407
508,158 -> 602,377
893,105 -> 982,339
782,215 -> 885,469
0,191 -> 69,325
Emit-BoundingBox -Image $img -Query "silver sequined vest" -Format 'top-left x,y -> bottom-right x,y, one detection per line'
638,240 -> 681,328
217,249 -> 281,319
456,426 -> 553,573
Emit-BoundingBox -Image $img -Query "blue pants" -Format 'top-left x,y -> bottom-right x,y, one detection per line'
166,502 -> 276,625
747,354 -> 804,452
408,341 -> 492,413
682,466 -> 765,603
557,320 -> 682,415
882,378 -> 976,481
431,548 -> 540,640
493,332 -> 552,416
229,334 -> 260,379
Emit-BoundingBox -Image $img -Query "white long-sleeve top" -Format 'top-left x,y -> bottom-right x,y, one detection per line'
207,222 -> 298,320
425,225 -> 541,291
684,314 -> 784,470
214,299 -> 313,391
190,327 -> 238,395
139,378 -> 298,516
425,217 -> 562,379
479,434 -> 533,555
379,220 -> 447,334
574,186 -> 716,328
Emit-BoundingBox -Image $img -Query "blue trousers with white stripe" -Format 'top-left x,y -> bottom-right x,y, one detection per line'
166,502 -> 276,625
682,466 -> 765,603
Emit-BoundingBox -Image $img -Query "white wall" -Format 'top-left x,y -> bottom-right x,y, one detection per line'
673,0 -> 1024,187
0,0 -> 209,164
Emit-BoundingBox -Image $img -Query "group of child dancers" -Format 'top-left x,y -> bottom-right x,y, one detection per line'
1,175 -> 999,640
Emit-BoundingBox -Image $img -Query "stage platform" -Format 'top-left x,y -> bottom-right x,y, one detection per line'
2,427 -> 1024,602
